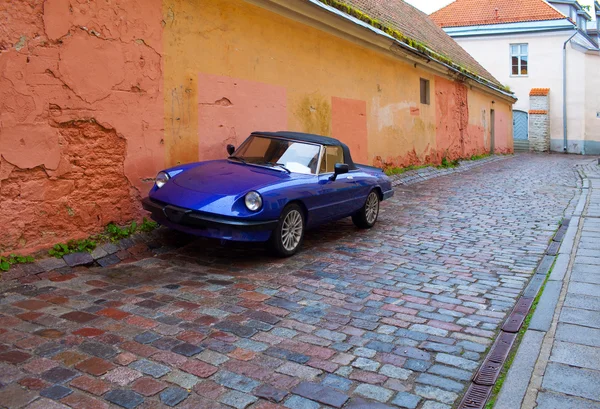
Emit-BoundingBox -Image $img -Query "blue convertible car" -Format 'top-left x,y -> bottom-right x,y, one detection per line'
142,131 -> 393,256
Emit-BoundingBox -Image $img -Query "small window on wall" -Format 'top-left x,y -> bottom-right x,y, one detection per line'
511,43 -> 528,76
420,78 -> 430,105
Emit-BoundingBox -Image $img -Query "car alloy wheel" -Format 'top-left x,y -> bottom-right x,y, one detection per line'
281,209 -> 303,251
365,191 -> 379,225
270,203 -> 305,257
352,189 -> 380,229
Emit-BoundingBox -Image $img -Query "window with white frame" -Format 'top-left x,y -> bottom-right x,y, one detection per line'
510,44 -> 528,76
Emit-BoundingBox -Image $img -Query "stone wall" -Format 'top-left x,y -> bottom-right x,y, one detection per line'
529,89 -> 551,152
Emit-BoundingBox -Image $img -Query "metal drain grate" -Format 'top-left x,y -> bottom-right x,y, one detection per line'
473,359 -> 503,385
513,297 -> 534,315
457,384 -> 493,409
553,227 -> 567,242
535,255 -> 555,275
523,274 -> 546,298
502,312 -> 525,333
547,241 -> 561,255
487,332 -> 517,363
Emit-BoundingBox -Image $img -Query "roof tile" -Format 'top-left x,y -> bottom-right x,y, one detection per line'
430,0 -> 566,28
530,88 -> 550,96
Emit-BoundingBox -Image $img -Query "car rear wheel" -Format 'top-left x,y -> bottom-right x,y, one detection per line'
269,204 -> 305,257
352,190 -> 380,229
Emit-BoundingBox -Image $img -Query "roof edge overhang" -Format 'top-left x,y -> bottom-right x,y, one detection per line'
444,18 -> 576,37
242,0 -> 517,103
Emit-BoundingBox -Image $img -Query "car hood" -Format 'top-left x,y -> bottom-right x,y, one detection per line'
171,160 -> 288,195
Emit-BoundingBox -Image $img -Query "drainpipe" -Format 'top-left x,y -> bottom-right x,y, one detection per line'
563,30 -> 578,152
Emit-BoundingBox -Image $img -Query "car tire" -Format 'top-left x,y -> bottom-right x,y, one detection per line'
269,203 -> 305,257
352,190 -> 380,229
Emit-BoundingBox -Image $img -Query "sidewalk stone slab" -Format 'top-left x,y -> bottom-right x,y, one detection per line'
542,362 -> 600,402
495,330 -> 544,409
560,307 -> 600,329
556,323 -> 600,347
564,292 -> 600,311
529,281 -> 562,331
550,340 -> 600,371
537,391 -> 600,409
568,282 -> 600,297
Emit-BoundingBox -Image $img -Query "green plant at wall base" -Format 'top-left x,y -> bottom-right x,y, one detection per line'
384,164 -> 430,176
0,254 -> 35,272
469,153 -> 490,161
105,221 -> 137,242
437,157 -> 460,169
48,239 -> 97,258
139,217 -> 158,232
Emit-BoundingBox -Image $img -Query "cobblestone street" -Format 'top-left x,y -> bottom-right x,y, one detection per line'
0,154 -> 584,409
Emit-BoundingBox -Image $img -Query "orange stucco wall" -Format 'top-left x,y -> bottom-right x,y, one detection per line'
0,0 -> 513,254
1,0 -> 164,254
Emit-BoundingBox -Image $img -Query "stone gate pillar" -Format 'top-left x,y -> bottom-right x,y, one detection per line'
529,88 -> 550,152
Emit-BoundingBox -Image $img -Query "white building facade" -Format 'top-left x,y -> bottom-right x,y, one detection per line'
433,0 -> 600,154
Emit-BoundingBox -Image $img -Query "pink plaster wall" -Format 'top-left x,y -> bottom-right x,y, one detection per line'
0,0 -> 164,254
197,73 -> 288,160
331,97 -> 368,164
434,76 -> 468,160
494,109 -> 512,153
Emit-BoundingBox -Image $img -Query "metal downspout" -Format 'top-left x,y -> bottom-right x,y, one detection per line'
563,31 -> 578,152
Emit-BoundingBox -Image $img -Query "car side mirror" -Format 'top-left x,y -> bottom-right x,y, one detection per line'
227,144 -> 235,156
329,163 -> 349,181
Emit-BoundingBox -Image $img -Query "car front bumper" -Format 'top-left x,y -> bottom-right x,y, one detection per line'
142,197 -> 278,241
383,189 -> 394,200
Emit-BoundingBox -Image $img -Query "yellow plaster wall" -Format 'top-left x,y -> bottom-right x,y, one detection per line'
162,0 -> 512,167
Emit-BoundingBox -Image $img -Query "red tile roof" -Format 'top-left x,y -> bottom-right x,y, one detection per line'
334,0 -> 501,86
530,88 -> 550,96
529,110 -> 548,114
430,0 -> 567,28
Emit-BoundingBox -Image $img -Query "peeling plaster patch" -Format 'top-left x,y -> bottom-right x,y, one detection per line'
197,73 -> 287,161
15,36 -> 26,51
295,93 -> 331,136
374,100 -> 413,131
332,97 -> 368,164
43,0 -> 72,41
58,33 -> 125,103
0,121 -> 138,254
0,123 -> 61,170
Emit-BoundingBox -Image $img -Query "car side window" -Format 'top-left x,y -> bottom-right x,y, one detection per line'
319,146 -> 344,173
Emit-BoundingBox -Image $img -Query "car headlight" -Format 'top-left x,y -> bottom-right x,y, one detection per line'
244,191 -> 262,211
155,171 -> 170,188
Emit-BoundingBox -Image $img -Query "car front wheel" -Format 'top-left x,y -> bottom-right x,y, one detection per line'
352,190 -> 380,228
269,204 -> 305,257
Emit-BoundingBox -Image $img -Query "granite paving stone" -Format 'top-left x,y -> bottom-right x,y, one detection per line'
105,389 -> 145,409
159,386 -> 190,407
0,154 -> 580,408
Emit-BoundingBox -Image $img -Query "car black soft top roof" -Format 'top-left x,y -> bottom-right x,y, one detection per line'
251,131 -> 356,170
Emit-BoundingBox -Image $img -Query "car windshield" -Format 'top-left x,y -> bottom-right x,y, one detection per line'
232,135 -> 321,174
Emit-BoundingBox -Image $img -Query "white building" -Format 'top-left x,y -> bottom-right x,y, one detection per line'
432,0 -> 600,154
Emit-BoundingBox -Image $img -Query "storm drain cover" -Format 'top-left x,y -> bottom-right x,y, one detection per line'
457,383 -> 493,409
473,359 -> 503,385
